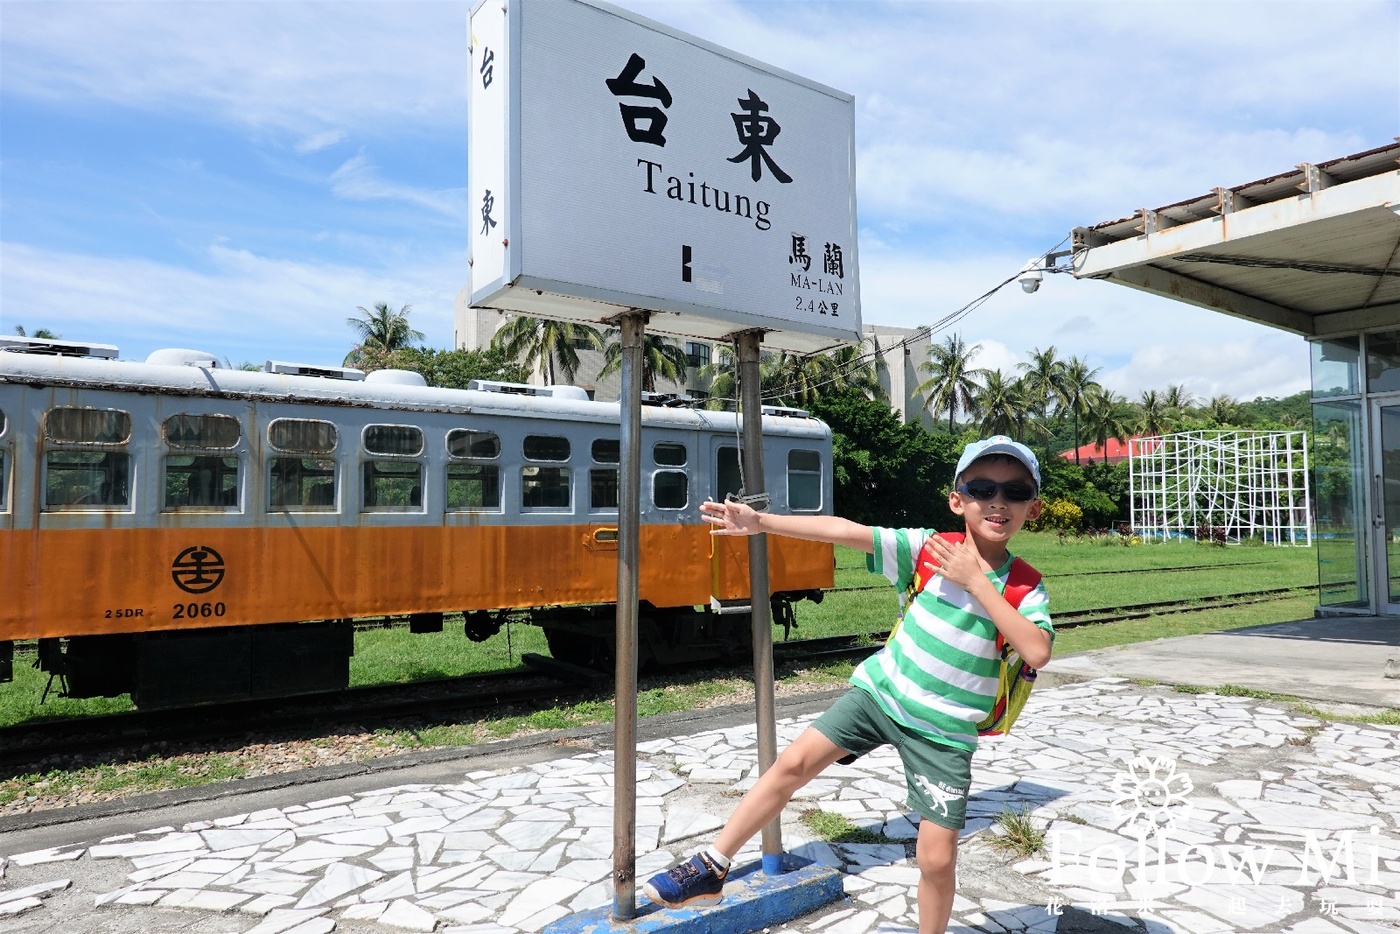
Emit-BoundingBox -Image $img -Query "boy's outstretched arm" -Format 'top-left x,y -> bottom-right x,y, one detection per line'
699,499 -> 874,553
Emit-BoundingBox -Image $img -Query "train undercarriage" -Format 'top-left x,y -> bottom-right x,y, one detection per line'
9,590 -> 822,710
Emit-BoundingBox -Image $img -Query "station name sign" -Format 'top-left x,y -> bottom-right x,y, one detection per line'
468,0 -> 860,351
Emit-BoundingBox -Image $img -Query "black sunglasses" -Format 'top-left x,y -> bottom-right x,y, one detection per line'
956,479 -> 1038,503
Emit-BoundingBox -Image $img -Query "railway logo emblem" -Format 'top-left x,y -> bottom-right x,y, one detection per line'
172,546 -> 226,595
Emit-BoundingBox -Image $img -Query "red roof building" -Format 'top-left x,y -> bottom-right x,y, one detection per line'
1059,437 -> 1155,465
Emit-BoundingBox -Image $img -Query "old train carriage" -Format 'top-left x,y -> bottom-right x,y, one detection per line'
0,338 -> 833,707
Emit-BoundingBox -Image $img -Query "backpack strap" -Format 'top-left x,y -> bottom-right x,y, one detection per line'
908,532 -> 1042,608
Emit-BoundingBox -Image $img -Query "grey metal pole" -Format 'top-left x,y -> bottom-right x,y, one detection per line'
736,329 -> 782,869
612,310 -> 645,920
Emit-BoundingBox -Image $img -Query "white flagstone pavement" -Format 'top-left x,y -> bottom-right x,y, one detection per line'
3,678 -> 1398,934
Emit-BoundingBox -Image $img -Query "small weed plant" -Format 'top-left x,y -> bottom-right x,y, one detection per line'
799,809 -> 896,845
988,806 -> 1045,858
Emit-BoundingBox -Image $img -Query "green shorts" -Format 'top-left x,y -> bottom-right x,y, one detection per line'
812,687 -> 973,830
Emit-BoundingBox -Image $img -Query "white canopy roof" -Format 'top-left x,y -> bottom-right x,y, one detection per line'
1071,141 -> 1400,338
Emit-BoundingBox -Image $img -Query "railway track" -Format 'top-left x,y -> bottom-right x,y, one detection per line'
0,585 -> 1310,767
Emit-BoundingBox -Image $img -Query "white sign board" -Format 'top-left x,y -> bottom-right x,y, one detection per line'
469,0 -> 859,351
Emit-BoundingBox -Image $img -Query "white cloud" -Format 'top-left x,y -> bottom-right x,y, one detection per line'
329,154 -> 465,218
295,129 -> 348,154
0,1 -> 469,136
857,247 -> 1312,400
0,241 -> 464,366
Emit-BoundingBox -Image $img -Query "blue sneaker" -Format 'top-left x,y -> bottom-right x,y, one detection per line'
643,852 -> 727,908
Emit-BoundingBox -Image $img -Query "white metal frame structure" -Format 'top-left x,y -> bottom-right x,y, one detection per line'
1129,431 -> 1312,545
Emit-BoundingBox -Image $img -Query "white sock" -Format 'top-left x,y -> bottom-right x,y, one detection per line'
703,846 -> 730,871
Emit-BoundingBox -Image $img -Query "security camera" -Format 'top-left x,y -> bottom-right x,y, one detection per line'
1018,258 -> 1043,294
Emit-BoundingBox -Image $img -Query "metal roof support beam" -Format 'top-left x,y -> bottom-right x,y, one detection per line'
1103,263 -> 1315,335
1312,300 -> 1400,336
1075,172 -> 1400,278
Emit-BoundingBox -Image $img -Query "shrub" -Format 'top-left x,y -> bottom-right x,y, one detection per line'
1028,498 -> 1082,533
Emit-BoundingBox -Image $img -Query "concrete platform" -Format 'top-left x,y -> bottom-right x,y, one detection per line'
1043,615 -> 1400,708
2,616 -> 1399,934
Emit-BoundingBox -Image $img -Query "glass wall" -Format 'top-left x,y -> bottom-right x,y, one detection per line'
1311,337 -> 1360,397
1311,399 -> 1367,606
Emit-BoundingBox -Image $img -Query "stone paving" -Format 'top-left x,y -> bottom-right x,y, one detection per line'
3,678 -> 1399,934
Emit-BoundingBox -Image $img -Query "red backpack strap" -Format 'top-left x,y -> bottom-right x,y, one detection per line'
910,532 -> 963,597
1002,557 -> 1043,608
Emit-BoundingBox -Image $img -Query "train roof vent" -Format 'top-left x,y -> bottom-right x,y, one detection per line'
641,392 -> 699,407
0,336 -> 119,359
761,405 -> 814,419
146,348 -> 220,368
265,360 -> 367,381
364,368 -> 428,387
468,380 -> 590,401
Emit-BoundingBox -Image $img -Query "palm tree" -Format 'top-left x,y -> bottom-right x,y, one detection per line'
915,334 -> 984,432
1016,346 -> 1067,456
1163,384 -> 1196,416
765,351 -> 831,408
14,326 -> 59,339
1059,356 -> 1103,465
825,336 -> 888,402
1137,389 -> 1173,437
1083,387 -> 1134,457
598,331 -> 690,394
1204,394 -> 1237,427
344,303 -> 423,366
491,315 -> 602,385
974,369 -> 1034,441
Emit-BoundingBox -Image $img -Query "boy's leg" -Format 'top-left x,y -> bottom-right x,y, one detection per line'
712,725 -> 849,858
914,818 -> 959,934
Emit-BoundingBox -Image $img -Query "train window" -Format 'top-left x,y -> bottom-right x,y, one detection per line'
592,439 -> 619,463
591,469 -> 619,509
46,407 -> 130,444
268,418 -> 337,455
788,450 -> 822,511
0,408 -> 6,436
653,470 -> 688,509
447,429 -> 500,459
654,442 -> 687,466
166,456 -> 240,508
45,451 -> 131,508
164,414 -> 240,449
365,425 -> 423,457
524,435 -> 570,461
522,465 -> 571,508
363,460 -> 422,511
270,457 -> 336,510
714,445 -> 742,501
447,463 -> 501,510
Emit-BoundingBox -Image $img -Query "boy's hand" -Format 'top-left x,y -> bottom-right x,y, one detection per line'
925,534 -> 991,591
700,499 -> 762,536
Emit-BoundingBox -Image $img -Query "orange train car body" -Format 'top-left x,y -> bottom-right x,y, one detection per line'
0,339 -> 834,706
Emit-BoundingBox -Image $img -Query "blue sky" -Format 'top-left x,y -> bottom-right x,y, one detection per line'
2,0 -> 1396,402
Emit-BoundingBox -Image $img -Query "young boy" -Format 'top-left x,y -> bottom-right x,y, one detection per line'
643,436 -> 1054,934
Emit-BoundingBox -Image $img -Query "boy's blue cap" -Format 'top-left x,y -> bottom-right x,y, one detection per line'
955,436 -> 1041,488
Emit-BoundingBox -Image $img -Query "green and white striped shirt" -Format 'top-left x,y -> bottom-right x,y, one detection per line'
852,527 -> 1054,752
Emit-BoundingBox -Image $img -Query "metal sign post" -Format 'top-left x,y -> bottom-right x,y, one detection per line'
736,329 -> 782,865
612,310 -> 646,920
